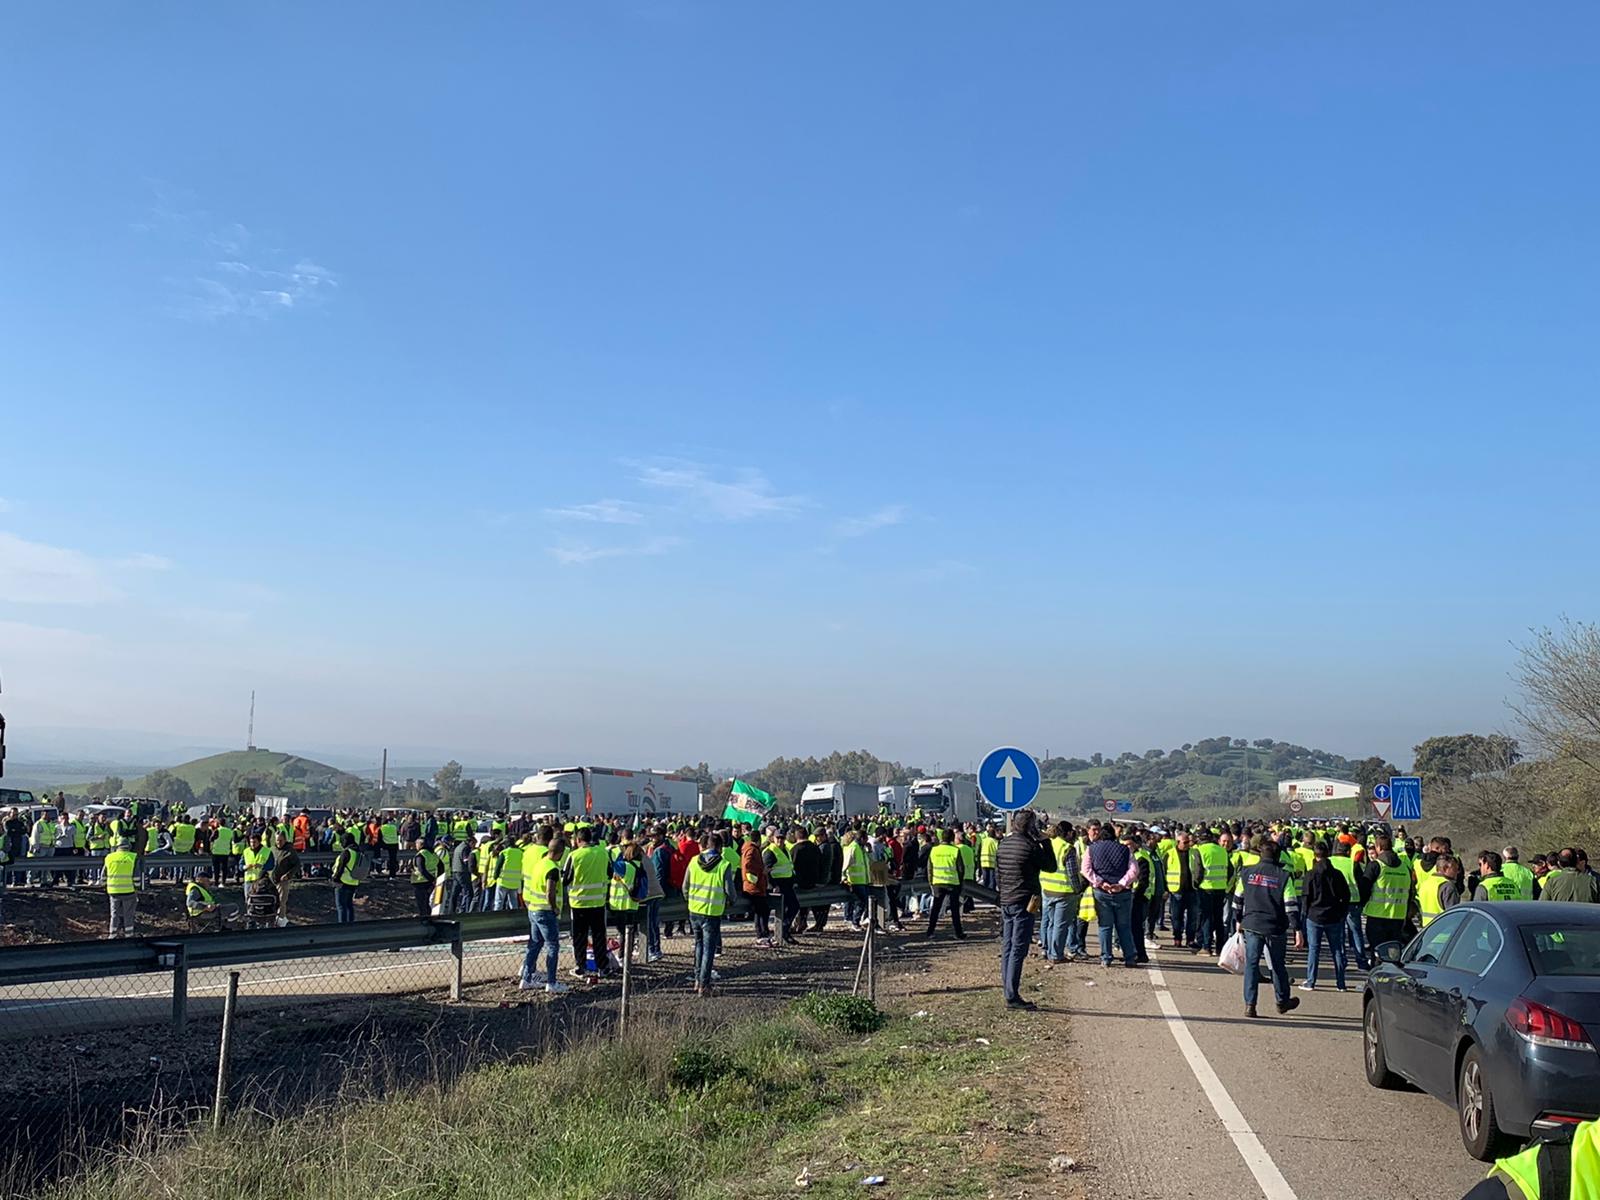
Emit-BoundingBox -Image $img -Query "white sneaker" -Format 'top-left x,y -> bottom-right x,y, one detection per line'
647,952 -> 664,963
545,981 -> 571,995
1296,983 -> 1315,992
711,969 -> 723,981
517,979 -> 535,990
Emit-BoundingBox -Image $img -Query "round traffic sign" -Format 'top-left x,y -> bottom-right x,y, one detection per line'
1103,798 -> 1116,813
1289,798 -> 1304,815
977,747 -> 1041,811
1372,783 -> 1391,802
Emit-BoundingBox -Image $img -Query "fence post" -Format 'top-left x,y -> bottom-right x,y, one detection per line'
852,913 -> 871,997
450,928 -> 464,1002
170,942 -> 188,1028
867,895 -> 877,1003
619,924 -> 635,1034
212,970 -> 240,1132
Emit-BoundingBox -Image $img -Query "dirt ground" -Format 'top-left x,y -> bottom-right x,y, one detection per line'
5,909 -> 1087,1199
1,874 -> 422,945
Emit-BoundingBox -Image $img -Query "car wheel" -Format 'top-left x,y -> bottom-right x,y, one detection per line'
1458,1045 -> 1514,1161
1363,999 -> 1402,1089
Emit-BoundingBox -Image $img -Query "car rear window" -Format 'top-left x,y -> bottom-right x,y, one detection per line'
1521,928 -> 1600,976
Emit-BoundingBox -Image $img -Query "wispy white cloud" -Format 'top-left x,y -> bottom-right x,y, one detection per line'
0,619 -> 104,657
135,187 -> 337,321
544,499 -> 645,525
115,552 -> 173,571
633,460 -> 806,521
547,536 -> 682,566
0,533 -> 123,604
835,505 -> 908,538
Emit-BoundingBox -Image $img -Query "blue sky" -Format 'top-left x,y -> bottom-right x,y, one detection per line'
2,4 -> 1597,772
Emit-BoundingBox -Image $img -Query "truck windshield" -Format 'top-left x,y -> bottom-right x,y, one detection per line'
912,795 -> 948,812
0,789 -> 36,806
801,799 -> 835,814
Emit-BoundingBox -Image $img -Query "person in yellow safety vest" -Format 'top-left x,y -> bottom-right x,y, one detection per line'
839,830 -> 871,930
1473,851 -> 1523,902
1419,856 -> 1463,927
924,829 -> 967,940
87,817 -> 111,856
520,834 -> 570,994
172,818 -> 197,857
494,840 -> 524,912
1164,832 -> 1202,951
186,869 -> 225,932
958,830 -> 979,914
210,821 -> 236,884
408,838 -> 443,920
1464,1117 -> 1599,1200
1074,883 -> 1098,953
240,831 -> 272,902
764,825 -> 800,946
378,818 -> 400,877
333,833 -> 362,924
1360,833 -> 1413,951
685,833 -> 736,996
104,839 -> 138,939
1125,832 -> 1154,965
474,835 -> 500,913
608,846 -> 645,955
1039,821 -> 1081,963
1293,834 -> 1318,879
978,827 -> 1000,889
563,829 -> 612,982
1500,847 -> 1537,900
1327,845 -> 1371,970
1194,831 -> 1231,955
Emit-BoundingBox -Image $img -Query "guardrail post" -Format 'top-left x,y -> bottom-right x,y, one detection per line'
212,969 -> 240,1132
450,928 -> 464,1002
619,925 -> 635,1034
170,943 -> 188,1027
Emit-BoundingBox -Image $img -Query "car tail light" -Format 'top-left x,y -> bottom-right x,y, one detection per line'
1508,997 -> 1595,1051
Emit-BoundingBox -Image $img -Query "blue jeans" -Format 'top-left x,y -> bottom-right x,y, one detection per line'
644,899 -> 662,956
1168,890 -> 1198,944
1093,889 -> 1137,965
845,884 -> 869,926
1243,930 -> 1291,1009
1041,894 -> 1072,961
334,884 -> 356,924
495,886 -> 520,911
690,913 -> 722,988
1000,904 -> 1035,1001
1344,909 -> 1371,969
1196,891 -> 1225,953
522,909 -> 560,986
1305,917 -> 1346,989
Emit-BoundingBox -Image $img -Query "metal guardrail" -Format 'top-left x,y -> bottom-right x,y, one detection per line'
0,849 -> 420,879
0,879 -> 1000,1025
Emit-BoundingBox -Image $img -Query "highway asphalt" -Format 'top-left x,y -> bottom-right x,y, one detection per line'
1059,936 -> 1485,1200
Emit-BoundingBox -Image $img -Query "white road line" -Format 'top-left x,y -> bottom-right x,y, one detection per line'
1145,965 -> 1298,1200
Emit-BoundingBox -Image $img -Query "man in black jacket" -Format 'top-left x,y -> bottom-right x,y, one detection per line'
1238,839 -> 1302,1018
996,810 -> 1056,1010
1299,844 -> 1351,991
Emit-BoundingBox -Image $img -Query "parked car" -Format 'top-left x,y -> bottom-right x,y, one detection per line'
1362,901 -> 1600,1160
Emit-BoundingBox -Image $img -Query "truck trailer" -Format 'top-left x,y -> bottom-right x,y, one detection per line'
508,766 -> 698,819
798,780 -> 881,820
906,777 -> 981,824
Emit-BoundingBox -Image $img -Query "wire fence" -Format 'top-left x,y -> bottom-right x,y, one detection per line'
0,879 -> 974,1191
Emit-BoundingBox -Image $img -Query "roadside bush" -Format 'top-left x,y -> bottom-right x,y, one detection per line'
791,992 -> 887,1035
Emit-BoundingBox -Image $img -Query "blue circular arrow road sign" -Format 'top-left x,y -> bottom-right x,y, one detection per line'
978,747 -> 1041,811
1372,783 -> 1391,802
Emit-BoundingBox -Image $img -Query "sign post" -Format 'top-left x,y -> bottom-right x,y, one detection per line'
977,747 -> 1041,812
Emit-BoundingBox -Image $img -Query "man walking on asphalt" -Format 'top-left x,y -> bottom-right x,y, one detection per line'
996,810 -> 1056,1010
1238,839 -> 1302,1018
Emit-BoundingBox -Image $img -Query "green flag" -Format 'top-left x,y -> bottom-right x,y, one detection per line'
724,778 -> 775,827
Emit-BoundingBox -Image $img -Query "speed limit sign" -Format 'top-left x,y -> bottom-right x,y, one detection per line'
1288,797 -> 1304,815
1103,798 -> 1116,813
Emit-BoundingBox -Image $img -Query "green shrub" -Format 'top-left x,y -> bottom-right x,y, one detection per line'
791,992 -> 888,1034
668,1045 -> 736,1091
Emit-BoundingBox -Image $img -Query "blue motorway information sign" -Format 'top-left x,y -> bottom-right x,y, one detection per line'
1389,776 -> 1422,821
978,747 -> 1041,811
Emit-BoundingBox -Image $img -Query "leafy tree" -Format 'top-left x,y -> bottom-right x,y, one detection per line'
336,776 -> 366,807
1412,734 -> 1520,784
434,760 -> 464,802
87,775 -> 126,800
1353,756 -> 1400,797
153,774 -> 195,808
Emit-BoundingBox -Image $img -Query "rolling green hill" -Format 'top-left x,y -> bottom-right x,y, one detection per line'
130,748 -> 358,802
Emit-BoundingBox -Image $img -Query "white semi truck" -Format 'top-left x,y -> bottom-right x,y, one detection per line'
798,780 -> 881,820
508,766 -> 698,819
906,777 -> 981,824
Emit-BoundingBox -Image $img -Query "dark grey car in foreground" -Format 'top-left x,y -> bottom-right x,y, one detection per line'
1363,901 -> 1600,1160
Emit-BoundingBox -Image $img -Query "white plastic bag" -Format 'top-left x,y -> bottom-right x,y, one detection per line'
1217,930 -> 1246,975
